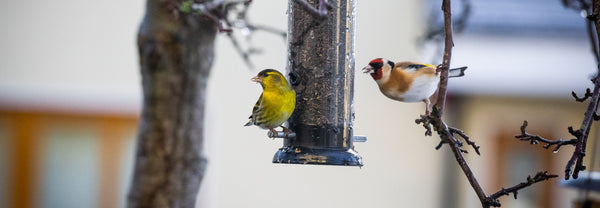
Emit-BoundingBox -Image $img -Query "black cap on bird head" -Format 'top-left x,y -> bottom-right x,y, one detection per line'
251,69 -> 289,88
252,69 -> 279,82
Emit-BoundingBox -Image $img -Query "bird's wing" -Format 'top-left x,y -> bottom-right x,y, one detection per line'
250,94 -> 263,118
396,62 -> 436,75
244,94 -> 263,126
407,64 -> 428,70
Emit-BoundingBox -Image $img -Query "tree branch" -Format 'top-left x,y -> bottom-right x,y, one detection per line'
487,171 -> 558,206
434,0 -> 455,112
423,0 -> 471,42
449,127 -> 481,155
565,75 -> 600,179
415,0 -> 557,207
223,30 -> 255,69
415,115 -> 433,136
521,0 -> 600,180
580,9 -> 600,184
416,1 -> 492,206
182,0 -> 286,70
418,108 -> 489,207
572,88 -> 593,102
180,0 -> 252,32
247,24 -> 287,38
586,14 -> 600,64
515,120 -> 578,152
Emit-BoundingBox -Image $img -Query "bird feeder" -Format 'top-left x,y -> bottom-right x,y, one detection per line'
271,0 -> 364,166
560,171 -> 600,208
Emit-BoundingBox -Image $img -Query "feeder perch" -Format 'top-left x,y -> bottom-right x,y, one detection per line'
272,0 -> 363,166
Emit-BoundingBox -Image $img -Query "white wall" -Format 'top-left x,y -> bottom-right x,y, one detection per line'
0,0 -> 445,207
0,0 -> 145,114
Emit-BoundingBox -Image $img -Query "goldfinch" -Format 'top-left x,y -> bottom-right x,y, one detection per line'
362,58 -> 466,114
245,69 -> 296,135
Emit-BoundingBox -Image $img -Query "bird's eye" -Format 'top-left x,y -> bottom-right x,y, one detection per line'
370,62 -> 383,69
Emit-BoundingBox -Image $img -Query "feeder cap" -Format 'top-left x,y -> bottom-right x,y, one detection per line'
559,171 -> 600,192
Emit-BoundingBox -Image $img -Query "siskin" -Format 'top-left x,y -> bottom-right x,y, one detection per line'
245,69 -> 296,135
362,58 -> 466,114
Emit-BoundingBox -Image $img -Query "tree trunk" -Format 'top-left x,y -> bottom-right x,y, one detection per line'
127,0 -> 216,207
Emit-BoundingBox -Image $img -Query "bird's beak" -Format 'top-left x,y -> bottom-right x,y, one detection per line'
362,65 -> 374,74
251,76 -> 262,83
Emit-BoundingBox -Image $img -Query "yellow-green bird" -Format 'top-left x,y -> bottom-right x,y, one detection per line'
244,69 -> 296,135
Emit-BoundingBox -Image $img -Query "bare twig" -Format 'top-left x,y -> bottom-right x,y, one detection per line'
423,0 -> 471,42
519,80 -> 599,180
206,12 -> 234,33
418,1 -> 490,206
572,88 -> 593,102
587,15 -> 600,64
415,115 -> 433,136
416,0 -> 556,207
224,31 -> 255,69
487,171 -> 559,206
565,75 -> 600,179
515,120 -> 578,152
449,127 -> 481,155
181,0 -> 286,69
180,0 -> 253,32
435,140 -> 447,150
520,0 -> 600,180
434,0 -> 455,111
247,24 -> 287,38
221,4 -> 256,69
420,108 -> 488,207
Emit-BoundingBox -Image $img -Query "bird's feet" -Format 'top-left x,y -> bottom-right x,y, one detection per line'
423,99 -> 432,116
269,128 -> 278,139
281,126 -> 292,138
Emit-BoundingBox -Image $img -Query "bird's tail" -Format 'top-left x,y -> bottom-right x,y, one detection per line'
448,66 -> 467,78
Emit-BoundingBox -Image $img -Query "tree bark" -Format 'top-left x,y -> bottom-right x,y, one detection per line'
127,0 -> 217,207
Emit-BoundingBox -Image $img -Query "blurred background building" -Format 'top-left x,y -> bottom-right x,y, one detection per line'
0,0 -> 598,208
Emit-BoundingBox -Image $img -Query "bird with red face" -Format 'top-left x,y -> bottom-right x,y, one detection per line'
362,58 -> 466,114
